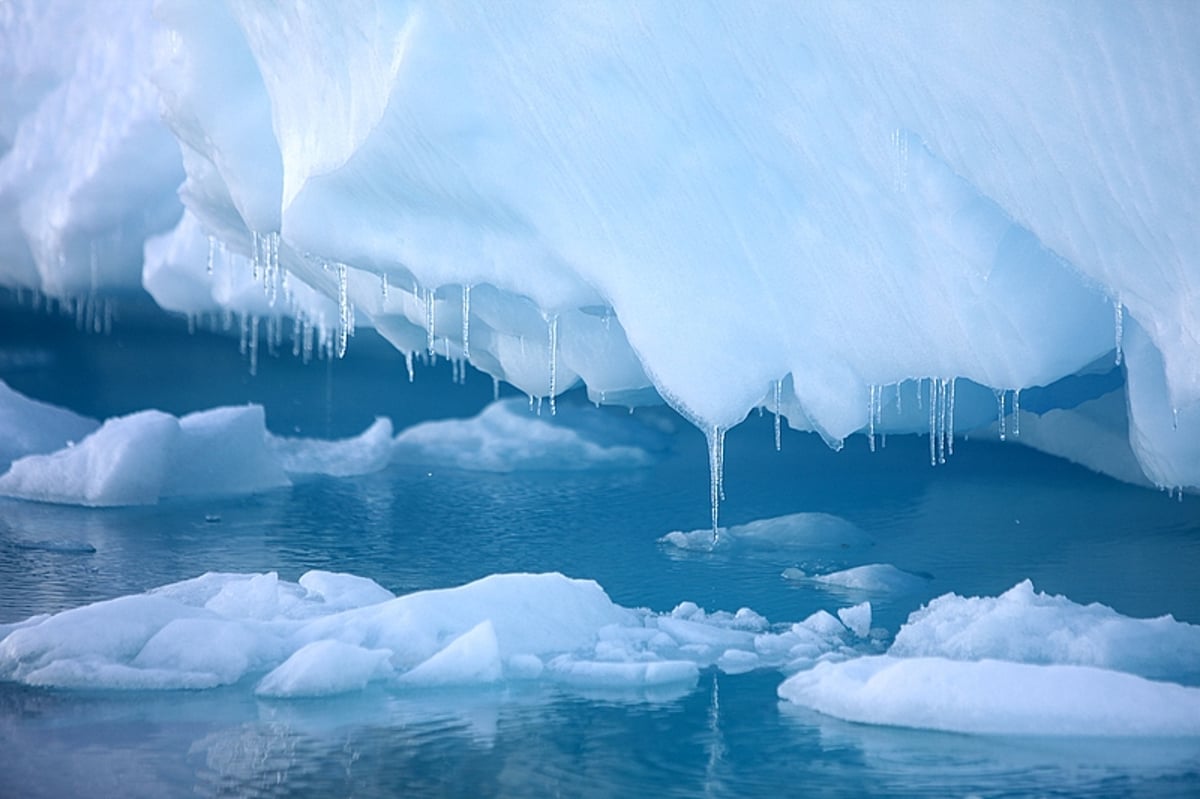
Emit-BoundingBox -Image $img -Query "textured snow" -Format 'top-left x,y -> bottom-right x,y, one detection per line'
2,2 -> 1198,488
0,397 -> 393,506
0,571 -> 867,696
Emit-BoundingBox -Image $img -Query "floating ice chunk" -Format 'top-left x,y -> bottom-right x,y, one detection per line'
161,405 -> 289,499
785,564 -> 930,595
661,512 -> 869,553
256,640 -> 394,698
393,398 -> 652,472
890,579 -> 1200,683
778,655 -> 1200,737
399,620 -> 502,686
0,409 -> 178,506
131,617 -> 276,686
837,603 -> 872,638
0,380 -> 98,470
717,649 -> 761,675
268,416 -> 394,478
0,402 -> 401,506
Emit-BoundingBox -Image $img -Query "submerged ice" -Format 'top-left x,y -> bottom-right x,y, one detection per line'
1,1 -> 1199,491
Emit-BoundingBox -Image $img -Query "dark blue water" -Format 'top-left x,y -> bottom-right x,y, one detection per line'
1,299 -> 1199,797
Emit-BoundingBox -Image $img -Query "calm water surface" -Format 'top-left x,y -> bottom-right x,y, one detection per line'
1,301 -> 1198,797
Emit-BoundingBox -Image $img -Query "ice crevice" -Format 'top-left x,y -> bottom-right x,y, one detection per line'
0,1 -> 1198,492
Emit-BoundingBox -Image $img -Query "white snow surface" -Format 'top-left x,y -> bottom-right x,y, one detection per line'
0,571 -> 867,696
0,399 -> 392,506
2,2 -> 1199,488
779,580 -> 1200,736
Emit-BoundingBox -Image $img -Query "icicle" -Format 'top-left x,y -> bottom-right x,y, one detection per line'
536,396 -> 543,416
336,263 -> 350,358
405,351 -> 415,383
548,314 -> 559,416
248,315 -> 260,376
929,379 -> 937,466
206,236 -> 215,275
868,384 -> 878,453
895,382 -> 903,415
706,425 -> 727,542
936,379 -> 947,465
773,379 -> 783,451
493,377 -> 501,402
239,313 -> 249,355
1173,408 -> 1179,430
1114,297 -> 1124,366
996,389 -> 1007,442
1012,389 -> 1021,437
461,284 -> 471,360
292,315 -> 302,358
947,378 -> 956,457
425,287 -> 436,358
251,231 -> 260,280
381,272 -> 389,300
528,394 -> 535,412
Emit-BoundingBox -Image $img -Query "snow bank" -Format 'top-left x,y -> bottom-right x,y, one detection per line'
0,571 -> 868,696
393,398 -> 654,472
779,656 -> 1200,737
0,401 -> 393,506
0,380 -> 99,471
4,2 -> 1200,489
661,512 -> 870,553
780,580 -> 1200,735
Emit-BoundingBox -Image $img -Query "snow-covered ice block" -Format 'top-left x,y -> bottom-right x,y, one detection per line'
393,398 -> 653,472
890,580 -> 1200,683
0,400 -> 395,506
0,409 -> 178,506
778,655 -> 1200,737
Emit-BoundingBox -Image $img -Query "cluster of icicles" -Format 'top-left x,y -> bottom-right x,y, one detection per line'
14,229 -> 1142,542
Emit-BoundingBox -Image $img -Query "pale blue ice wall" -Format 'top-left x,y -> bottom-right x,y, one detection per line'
1,1 -> 1197,488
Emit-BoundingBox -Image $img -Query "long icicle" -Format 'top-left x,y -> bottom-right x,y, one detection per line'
462,284 -> 472,361
548,314 -> 559,416
773,379 -> 783,452
708,424 -> 726,543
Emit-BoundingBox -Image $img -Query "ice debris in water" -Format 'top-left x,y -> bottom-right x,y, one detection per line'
661,512 -> 870,554
0,571 -> 872,697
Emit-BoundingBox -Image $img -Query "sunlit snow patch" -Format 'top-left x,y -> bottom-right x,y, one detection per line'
392,398 -> 656,472
0,403 -> 392,507
661,512 -> 870,554
0,571 -> 870,697
779,580 -> 1200,736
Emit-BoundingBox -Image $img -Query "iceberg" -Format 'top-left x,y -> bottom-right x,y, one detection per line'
1,1 -> 1198,494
